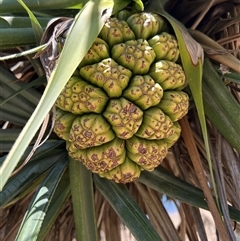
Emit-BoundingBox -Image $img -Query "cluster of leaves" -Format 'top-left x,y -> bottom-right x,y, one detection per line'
0,0 -> 240,240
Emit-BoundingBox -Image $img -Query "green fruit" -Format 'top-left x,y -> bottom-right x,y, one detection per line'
67,138 -> 126,173
157,90 -> 189,122
80,58 -> 132,98
78,38 -> 110,68
148,60 -> 186,90
54,109 -> 76,141
99,18 -> 135,48
162,122 -> 181,148
103,97 -> 143,139
56,76 -> 109,115
148,32 -> 179,62
126,136 -> 168,171
53,11 -> 189,183
126,12 -> 167,40
122,75 -> 163,110
67,114 -> 115,149
99,156 -> 142,183
135,107 -> 174,139
111,39 -> 156,75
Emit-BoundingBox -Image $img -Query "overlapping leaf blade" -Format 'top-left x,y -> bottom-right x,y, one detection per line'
202,59 -> 240,153
0,0 -> 83,14
15,156 -> 68,241
94,175 -> 162,241
37,169 -> 71,241
69,158 -> 98,241
139,167 -> 240,222
1,0 -> 239,240
0,149 -> 67,208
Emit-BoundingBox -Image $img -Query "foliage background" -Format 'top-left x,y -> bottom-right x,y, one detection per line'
0,0 -> 240,240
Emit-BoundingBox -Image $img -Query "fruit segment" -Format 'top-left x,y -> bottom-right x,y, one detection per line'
80,58 -> 132,98
103,98 -> 143,139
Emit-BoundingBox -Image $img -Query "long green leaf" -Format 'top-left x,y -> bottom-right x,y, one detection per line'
139,169 -> 208,210
17,0 -> 43,45
0,16 -> 51,28
0,129 -> 21,152
0,0 -> 83,13
0,140 -> 64,166
37,170 -> 70,241
0,84 -> 36,115
15,156 -> 68,241
202,58 -> 240,153
0,75 -> 46,107
94,175 -> 162,241
0,150 -> 67,207
139,168 -> 240,222
0,103 -> 30,124
0,16 -> 49,49
0,0 -> 123,191
0,28 -> 37,49
69,158 -> 98,241
0,66 -> 41,107
3,174 -> 47,208
0,45 -> 47,61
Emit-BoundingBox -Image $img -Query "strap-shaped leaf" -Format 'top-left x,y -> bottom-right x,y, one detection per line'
140,169 -> 208,210
37,169 -> 70,241
0,129 -> 22,152
69,158 -> 98,241
139,168 -> 240,222
0,141 -> 65,208
0,150 -> 67,208
0,16 -> 51,28
0,75 -> 46,107
0,66 -> 41,107
203,58 -> 240,153
0,28 -> 37,48
0,45 -> 47,60
0,140 -> 64,165
94,174 -> 162,241
0,105 -> 29,125
0,0 -> 83,14
15,156 -> 68,241
0,16 -> 50,48
17,0 -> 43,45
0,86 -> 35,116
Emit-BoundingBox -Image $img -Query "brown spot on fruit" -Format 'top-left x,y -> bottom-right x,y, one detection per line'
137,143 -> 147,154
106,148 -> 116,158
